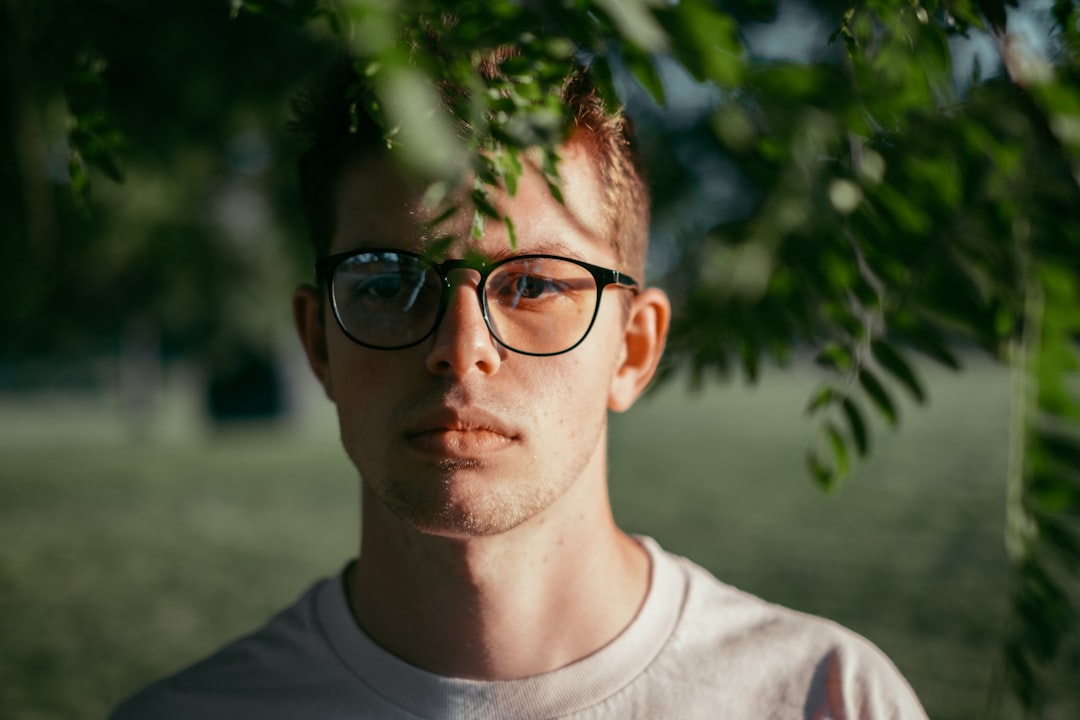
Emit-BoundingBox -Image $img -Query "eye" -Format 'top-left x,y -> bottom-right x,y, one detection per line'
507,274 -> 559,299
343,267 -> 433,312
490,271 -> 567,307
357,274 -> 406,301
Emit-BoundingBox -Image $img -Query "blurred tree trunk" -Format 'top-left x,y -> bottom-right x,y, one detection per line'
3,0 -> 57,261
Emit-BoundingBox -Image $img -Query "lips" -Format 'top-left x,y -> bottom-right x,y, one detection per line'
404,408 -> 520,458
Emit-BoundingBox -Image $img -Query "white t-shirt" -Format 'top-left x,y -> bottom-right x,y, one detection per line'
111,538 -> 926,719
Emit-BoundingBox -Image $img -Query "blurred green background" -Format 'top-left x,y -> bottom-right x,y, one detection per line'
4,0 -> 1080,718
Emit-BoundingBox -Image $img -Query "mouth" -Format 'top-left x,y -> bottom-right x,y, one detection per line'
405,408 -> 519,459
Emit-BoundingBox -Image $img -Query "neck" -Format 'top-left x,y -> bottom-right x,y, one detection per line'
348,460 -> 650,680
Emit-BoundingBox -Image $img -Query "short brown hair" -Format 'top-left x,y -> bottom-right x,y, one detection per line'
292,49 -> 650,278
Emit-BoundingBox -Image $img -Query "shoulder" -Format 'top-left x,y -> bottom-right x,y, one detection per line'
109,575 -> 354,720
641,543 -> 927,719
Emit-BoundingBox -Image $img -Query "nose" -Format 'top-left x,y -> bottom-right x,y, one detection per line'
425,270 -> 504,377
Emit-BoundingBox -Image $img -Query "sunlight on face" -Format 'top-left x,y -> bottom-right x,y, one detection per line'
324,140 -> 629,538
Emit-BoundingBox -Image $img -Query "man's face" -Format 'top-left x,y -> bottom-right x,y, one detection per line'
305,140 -> 637,538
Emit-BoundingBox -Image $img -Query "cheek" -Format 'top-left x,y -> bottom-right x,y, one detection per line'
531,345 -> 616,432
326,342 -> 398,441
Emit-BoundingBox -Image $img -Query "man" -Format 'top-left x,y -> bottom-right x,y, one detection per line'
112,49 -> 927,719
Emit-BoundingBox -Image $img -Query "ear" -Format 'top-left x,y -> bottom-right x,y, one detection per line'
608,287 -> 670,412
293,284 -> 335,401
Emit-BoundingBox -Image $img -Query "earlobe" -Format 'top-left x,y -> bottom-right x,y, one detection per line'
293,284 -> 335,401
608,287 -> 671,412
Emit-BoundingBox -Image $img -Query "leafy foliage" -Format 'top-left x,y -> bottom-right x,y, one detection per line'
1,0 -> 327,361
5,0 -> 1080,713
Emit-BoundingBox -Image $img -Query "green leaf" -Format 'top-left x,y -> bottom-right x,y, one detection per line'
658,0 -> 742,87
1035,429 -> 1080,469
623,45 -> 665,105
68,153 -> 90,207
1040,516 -> 1080,571
375,65 -> 464,176
872,339 -> 926,403
841,396 -> 870,456
738,336 -> 760,382
1003,636 -> 1038,710
504,215 -> 517,250
806,449 -> 834,491
804,385 -> 838,415
593,0 -> 669,54
858,367 -> 899,426
826,421 -> 850,478
1013,559 -> 1072,662
498,146 -> 523,196
474,154 -> 499,187
541,149 -> 564,205
902,325 -> 962,371
586,56 -> 621,114
1028,466 -> 1080,514
710,104 -> 757,153
471,187 -> 499,219
423,235 -> 456,263
421,179 -> 455,215
815,343 -> 854,372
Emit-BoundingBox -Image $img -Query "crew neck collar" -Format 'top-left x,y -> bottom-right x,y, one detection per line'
316,536 -> 685,720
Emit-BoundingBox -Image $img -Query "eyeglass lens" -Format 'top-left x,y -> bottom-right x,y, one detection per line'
330,252 -> 601,355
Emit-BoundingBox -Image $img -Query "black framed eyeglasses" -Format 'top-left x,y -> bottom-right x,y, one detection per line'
315,248 -> 638,356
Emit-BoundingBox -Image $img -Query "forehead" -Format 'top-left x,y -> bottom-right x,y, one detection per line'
330,140 -> 613,263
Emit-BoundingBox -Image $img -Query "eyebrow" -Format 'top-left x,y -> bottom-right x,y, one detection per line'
401,232 -> 584,264
484,238 -> 580,261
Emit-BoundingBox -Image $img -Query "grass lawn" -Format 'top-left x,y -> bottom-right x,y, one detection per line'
1,357 -> 1076,719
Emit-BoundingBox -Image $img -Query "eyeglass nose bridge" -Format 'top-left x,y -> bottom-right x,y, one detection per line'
435,258 -> 487,287
429,258 -> 495,340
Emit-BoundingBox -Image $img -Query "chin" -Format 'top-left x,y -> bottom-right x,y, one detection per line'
369,472 -> 563,538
